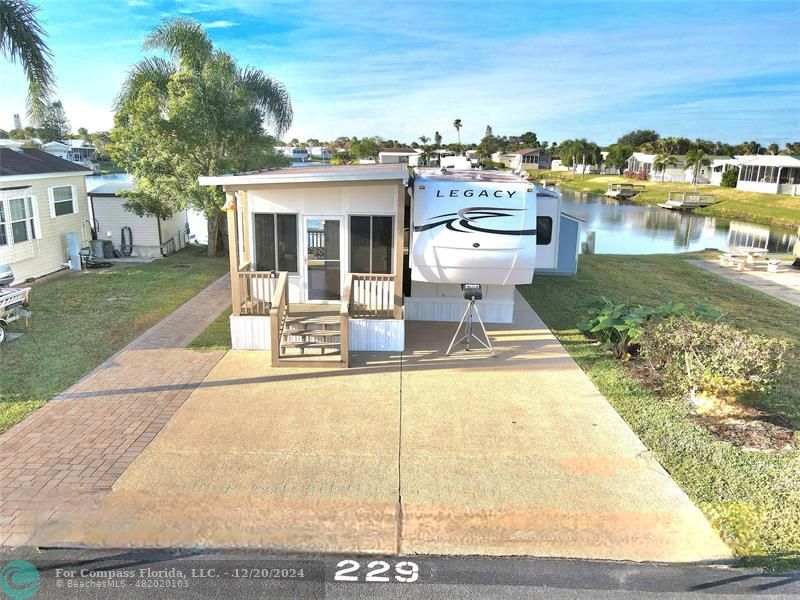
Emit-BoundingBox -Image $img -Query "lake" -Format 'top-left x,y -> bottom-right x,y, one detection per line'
557,188 -> 798,255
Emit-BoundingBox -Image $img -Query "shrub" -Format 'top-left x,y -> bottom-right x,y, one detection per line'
640,316 -> 788,401
577,298 -> 718,360
721,167 -> 739,188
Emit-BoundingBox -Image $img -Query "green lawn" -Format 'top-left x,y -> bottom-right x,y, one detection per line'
188,305 -> 232,350
0,248 -> 229,433
519,254 -> 800,570
536,171 -> 800,230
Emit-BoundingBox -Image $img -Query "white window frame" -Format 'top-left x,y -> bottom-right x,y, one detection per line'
0,201 -> 7,247
48,184 -> 77,217
5,193 -> 38,244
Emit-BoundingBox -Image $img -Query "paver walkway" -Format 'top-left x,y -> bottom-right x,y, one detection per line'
0,274 -> 231,547
37,292 -> 730,562
690,259 -> 800,308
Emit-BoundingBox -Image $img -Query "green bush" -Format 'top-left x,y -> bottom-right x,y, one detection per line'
721,167 -> 739,188
577,298 -> 718,360
640,316 -> 788,399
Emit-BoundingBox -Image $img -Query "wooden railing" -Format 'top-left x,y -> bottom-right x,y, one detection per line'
347,273 -> 400,319
269,271 -> 289,367
340,273 -> 353,368
237,264 -> 278,316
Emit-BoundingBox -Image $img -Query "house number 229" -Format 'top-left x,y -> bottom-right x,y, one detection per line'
333,559 -> 420,583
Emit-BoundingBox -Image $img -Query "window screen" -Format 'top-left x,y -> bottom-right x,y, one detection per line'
349,215 -> 393,274
254,213 -> 298,272
536,216 -> 553,245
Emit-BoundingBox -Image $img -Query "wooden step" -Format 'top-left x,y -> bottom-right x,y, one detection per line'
283,329 -> 341,338
280,340 -> 341,350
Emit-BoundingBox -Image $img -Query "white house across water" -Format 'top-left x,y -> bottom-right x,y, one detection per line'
199,164 -> 580,367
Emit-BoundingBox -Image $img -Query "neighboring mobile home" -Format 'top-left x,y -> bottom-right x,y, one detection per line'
0,148 -> 92,284
512,148 -> 553,172
736,155 -> 800,195
378,148 -> 420,166
199,164 -> 580,365
87,182 -> 189,257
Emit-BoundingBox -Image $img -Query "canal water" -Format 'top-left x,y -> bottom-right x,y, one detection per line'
557,188 -> 798,255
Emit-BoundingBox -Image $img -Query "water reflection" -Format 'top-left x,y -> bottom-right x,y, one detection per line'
558,188 -> 797,255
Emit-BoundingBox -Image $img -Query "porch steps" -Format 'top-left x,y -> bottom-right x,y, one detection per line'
276,310 -> 344,367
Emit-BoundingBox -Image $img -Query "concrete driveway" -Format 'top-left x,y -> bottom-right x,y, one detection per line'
36,292 -> 730,562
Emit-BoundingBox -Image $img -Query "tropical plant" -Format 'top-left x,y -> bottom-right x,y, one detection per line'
453,118 -> 462,149
0,0 -> 55,123
653,153 -> 678,183
111,18 -> 292,256
38,99 -> 69,141
577,298 -> 719,360
684,148 -> 711,189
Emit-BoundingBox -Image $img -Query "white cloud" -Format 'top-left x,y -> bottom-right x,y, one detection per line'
202,20 -> 238,29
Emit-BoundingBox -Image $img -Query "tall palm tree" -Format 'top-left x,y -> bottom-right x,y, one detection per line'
684,148 -> 711,189
117,18 -> 292,136
418,135 -> 431,166
653,153 -> 678,183
0,0 -> 55,123
453,118 -> 462,148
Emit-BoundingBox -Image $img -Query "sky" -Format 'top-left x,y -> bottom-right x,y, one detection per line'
1,0 -> 799,146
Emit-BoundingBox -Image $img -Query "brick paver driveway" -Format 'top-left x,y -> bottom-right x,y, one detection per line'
0,274 -> 230,546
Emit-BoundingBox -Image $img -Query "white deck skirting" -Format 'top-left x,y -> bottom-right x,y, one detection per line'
348,318 -> 404,351
230,315 -> 271,350
404,296 -> 515,323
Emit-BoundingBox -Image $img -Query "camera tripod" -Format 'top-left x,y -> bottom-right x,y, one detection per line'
445,297 -> 495,357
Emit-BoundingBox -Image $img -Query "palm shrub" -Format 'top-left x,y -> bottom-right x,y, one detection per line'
640,316 -> 788,402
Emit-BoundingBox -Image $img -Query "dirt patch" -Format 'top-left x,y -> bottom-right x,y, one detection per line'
624,359 -> 796,453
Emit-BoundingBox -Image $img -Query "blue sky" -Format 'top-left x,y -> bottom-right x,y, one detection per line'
1,0 -> 799,146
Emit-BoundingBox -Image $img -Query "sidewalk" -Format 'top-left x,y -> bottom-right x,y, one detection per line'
0,274 -> 231,547
690,259 -> 800,308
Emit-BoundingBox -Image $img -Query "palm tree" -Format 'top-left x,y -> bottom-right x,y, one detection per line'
0,0 -> 55,123
453,118 -> 462,148
684,148 -> 711,190
653,153 -> 678,183
117,18 -> 292,136
418,135 -> 431,166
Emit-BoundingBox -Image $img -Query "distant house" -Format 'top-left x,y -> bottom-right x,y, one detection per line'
274,146 -> 309,161
736,155 -> 800,195
378,148 -> 420,166
626,152 -> 732,184
490,151 -> 518,168
0,139 -> 24,149
87,182 -> 189,258
0,148 -> 92,284
42,139 -> 97,165
308,146 -> 333,160
512,148 -> 552,172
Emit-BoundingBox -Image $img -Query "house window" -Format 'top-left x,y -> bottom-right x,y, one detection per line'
50,185 -> 76,216
253,213 -> 298,272
350,215 -> 393,274
536,216 -> 553,245
0,203 -> 6,246
9,198 -> 31,243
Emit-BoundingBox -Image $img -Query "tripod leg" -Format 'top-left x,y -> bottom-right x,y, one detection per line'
445,301 -> 472,356
471,304 -> 496,357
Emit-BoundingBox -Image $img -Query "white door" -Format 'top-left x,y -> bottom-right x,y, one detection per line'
304,217 -> 343,302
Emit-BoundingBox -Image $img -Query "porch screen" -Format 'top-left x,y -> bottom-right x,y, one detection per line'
253,213 -> 298,272
350,215 -> 393,274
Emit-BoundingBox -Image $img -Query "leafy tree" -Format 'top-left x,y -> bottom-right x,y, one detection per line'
767,143 -> 780,155
434,130 -> 442,147
0,0 -> 55,122
720,166 -> 738,188
484,125 -> 492,138
76,126 -> 88,137
350,136 -> 380,159
604,143 -> 632,173
90,130 -> 111,159
558,138 -> 601,178
111,18 -> 292,256
617,129 -> 659,149
8,128 -> 24,139
477,131 -> 499,160
519,131 -> 538,147
0,128 -> 7,137
653,153 -> 679,182
781,141 -> 800,155
684,148 -> 710,189
39,100 -> 69,141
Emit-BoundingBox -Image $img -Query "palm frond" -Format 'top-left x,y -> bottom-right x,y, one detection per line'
0,0 -> 55,123
238,67 -> 293,136
115,56 -> 176,109
144,17 -> 212,70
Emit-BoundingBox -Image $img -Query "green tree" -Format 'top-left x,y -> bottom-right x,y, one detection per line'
617,129 -> 659,149
519,131 -> 538,147
0,0 -> 55,123
77,126 -> 88,137
720,166 -> 738,188
653,153 -> 679,183
434,130 -> 442,148
684,148 -> 710,189
604,143 -> 632,173
350,136 -> 380,159
767,143 -> 780,155
38,99 -> 69,141
453,118 -> 462,149
111,18 -> 292,256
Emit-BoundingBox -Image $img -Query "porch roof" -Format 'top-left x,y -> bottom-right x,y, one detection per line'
199,164 -> 409,187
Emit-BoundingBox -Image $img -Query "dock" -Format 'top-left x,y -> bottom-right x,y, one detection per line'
604,183 -> 645,199
658,191 -> 717,211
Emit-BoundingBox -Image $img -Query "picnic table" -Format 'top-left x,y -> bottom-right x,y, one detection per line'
731,246 -> 769,265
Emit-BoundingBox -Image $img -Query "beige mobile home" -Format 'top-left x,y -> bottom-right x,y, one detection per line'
0,148 -> 92,284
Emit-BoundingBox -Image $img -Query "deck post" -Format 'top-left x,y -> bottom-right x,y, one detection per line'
225,191 -> 240,316
393,183 -> 405,319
